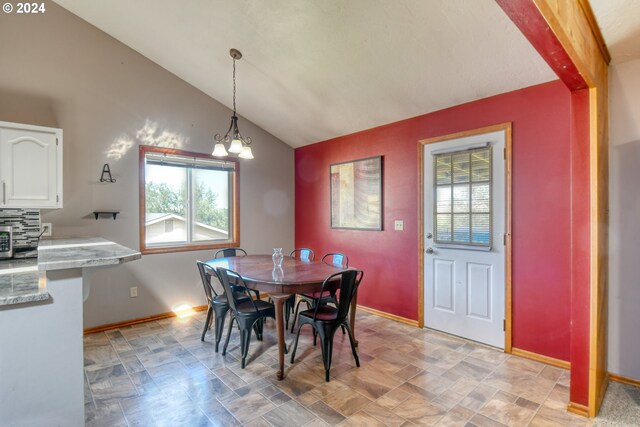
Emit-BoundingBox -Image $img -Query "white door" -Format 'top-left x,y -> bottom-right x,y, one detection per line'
424,130 -> 505,348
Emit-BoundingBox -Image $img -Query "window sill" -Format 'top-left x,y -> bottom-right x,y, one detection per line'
141,241 -> 239,255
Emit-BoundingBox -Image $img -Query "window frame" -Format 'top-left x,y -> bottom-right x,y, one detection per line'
139,145 -> 240,254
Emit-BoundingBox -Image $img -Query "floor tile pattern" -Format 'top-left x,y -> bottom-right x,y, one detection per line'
83,311 -> 622,426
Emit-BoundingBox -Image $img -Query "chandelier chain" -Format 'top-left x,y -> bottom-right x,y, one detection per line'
232,58 -> 237,114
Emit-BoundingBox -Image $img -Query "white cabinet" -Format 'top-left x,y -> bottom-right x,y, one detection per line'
0,121 -> 63,209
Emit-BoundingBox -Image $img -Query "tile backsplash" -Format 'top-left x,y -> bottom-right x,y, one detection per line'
0,209 -> 41,248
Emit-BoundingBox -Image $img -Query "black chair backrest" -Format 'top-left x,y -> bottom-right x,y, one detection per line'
322,252 -> 348,268
214,247 -> 247,259
196,261 -> 220,303
313,269 -> 363,321
290,248 -> 315,261
214,267 -> 260,314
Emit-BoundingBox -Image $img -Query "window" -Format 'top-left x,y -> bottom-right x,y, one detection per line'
433,146 -> 492,247
139,146 -> 239,254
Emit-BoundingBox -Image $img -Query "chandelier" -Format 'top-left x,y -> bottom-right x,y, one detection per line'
212,49 -> 254,159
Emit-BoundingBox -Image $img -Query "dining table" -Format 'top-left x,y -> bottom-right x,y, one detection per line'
206,254 -> 358,380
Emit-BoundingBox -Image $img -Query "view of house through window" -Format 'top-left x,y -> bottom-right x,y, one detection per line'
433,146 -> 492,247
140,146 -> 238,253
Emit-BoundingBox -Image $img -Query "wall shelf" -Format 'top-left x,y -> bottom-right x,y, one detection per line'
93,211 -> 119,220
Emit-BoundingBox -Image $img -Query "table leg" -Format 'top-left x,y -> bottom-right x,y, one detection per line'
270,293 -> 290,380
350,290 -> 358,346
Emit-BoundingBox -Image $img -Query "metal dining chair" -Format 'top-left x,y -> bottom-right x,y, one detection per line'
290,269 -> 363,381
215,267 -> 276,369
213,247 -> 261,299
290,252 -> 348,333
281,248 -> 316,329
290,248 -> 315,262
214,247 -> 247,258
196,261 -> 251,352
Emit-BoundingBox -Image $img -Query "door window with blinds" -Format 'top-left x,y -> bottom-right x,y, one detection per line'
433,145 -> 492,248
140,146 -> 239,254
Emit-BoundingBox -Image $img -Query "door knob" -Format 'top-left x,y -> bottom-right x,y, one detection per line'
426,247 -> 434,254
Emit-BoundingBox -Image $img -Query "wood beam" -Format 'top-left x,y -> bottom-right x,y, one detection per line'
495,0 -> 609,417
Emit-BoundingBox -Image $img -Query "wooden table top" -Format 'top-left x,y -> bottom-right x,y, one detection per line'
205,255 -> 348,294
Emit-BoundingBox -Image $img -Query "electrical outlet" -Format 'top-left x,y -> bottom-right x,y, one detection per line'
394,220 -> 404,231
42,223 -> 52,236
130,287 -> 138,298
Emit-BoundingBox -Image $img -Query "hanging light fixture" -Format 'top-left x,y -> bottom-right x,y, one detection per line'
212,48 -> 254,159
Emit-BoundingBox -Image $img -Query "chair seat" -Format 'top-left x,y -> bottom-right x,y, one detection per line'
301,291 -> 333,300
212,292 -> 250,305
300,305 -> 338,321
236,299 -> 275,315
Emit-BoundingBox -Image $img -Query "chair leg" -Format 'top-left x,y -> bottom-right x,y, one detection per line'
317,326 -> 335,382
253,318 -> 264,341
344,322 -> 360,367
240,326 -> 252,369
284,296 -> 294,330
201,305 -> 213,341
290,297 -> 304,333
222,315 -> 235,356
290,323 -> 305,363
213,308 -> 228,353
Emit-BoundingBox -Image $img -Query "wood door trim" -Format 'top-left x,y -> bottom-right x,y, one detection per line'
417,122 -> 513,351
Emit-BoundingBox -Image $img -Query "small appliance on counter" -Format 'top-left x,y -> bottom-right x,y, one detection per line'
0,225 -> 13,259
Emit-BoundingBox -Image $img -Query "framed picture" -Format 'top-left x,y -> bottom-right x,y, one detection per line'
330,156 -> 382,230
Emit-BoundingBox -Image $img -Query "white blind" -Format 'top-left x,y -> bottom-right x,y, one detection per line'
145,152 -> 236,171
433,146 -> 492,247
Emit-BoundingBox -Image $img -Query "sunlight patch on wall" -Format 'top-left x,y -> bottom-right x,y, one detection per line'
105,135 -> 134,160
105,120 -> 187,160
136,119 -> 187,149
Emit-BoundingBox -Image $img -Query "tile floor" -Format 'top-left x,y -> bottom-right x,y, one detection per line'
84,311 -> 602,426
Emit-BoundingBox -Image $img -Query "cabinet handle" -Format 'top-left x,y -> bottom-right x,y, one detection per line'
1,181 -> 5,204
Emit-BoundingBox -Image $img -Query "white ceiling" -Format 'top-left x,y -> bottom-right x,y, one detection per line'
53,0 -> 557,148
590,0 -> 640,63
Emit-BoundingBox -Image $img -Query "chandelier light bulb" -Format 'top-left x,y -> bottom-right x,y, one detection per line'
239,146 -> 254,159
212,143 -> 228,157
228,138 -> 244,153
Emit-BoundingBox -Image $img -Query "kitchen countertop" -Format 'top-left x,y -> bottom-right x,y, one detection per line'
38,237 -> 141,271
0,237 -> 141,306
0,259 -> 48,306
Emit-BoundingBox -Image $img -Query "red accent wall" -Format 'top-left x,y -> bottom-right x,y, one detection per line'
295,80 -> 573,361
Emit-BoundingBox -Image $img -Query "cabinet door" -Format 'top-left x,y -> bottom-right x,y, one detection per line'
0,124 -> 62,208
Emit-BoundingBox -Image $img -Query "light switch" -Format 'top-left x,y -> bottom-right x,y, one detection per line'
394,220 -> 404,231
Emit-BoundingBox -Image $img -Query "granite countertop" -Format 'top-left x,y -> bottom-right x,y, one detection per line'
0,237 -> 141,306
0,259 -> 49,306
37,237 -> 141,271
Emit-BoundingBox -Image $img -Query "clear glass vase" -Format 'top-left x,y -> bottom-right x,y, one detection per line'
272,247 -> 284,268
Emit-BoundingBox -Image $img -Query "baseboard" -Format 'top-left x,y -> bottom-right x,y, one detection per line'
609,372 -> 640,387
567,401 -> 589,417
511,347 -> 571,370
357,304 -> 419,327
83,305 -> 208,335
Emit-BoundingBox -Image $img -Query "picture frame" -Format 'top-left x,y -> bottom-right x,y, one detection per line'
330,156 -> 382,230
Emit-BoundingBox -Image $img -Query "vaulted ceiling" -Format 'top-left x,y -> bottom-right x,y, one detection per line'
53,0 -> 562,148
590,0 -> 640,63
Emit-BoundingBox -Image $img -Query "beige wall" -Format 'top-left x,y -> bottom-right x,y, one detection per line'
608,58 -> 640,380
0,2 -> 294,327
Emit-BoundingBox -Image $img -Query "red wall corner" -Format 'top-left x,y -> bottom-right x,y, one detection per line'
568,89 -> 591,406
